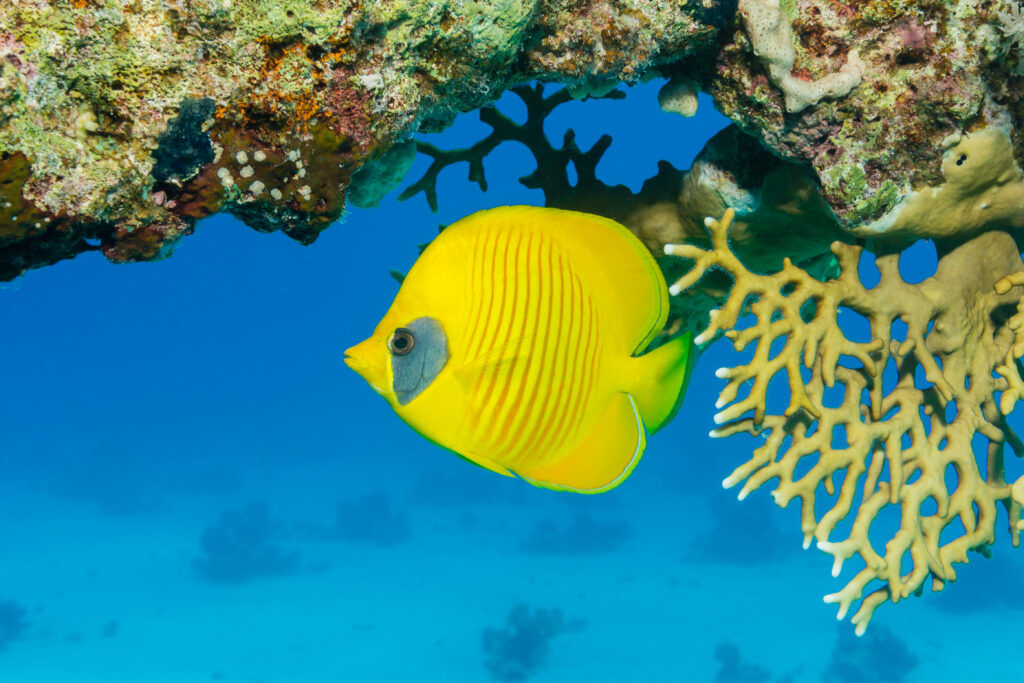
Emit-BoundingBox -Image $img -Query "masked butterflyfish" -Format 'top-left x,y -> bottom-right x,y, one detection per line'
344,206 -> 693,493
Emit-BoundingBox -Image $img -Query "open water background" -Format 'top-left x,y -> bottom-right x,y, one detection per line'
1,82 -> 1021,682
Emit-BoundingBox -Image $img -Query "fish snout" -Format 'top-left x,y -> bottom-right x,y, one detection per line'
343,338 -> 388,396
343,339 -> 371,372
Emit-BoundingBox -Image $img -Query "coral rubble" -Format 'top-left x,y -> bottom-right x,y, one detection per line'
667,210 -> 1024,632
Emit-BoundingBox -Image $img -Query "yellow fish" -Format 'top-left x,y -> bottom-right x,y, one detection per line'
344,206 -> 693,493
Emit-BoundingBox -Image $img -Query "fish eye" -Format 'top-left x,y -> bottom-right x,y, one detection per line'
389,328 -> 415,355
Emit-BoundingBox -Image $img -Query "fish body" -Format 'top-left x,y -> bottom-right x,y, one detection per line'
345,206 -> 692,493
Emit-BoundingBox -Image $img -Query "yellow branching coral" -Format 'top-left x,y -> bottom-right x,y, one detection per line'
666,209 -> 1024,633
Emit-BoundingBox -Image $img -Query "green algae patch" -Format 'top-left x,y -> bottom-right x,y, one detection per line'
820,162 -> 867,206
852,179 -> 900,223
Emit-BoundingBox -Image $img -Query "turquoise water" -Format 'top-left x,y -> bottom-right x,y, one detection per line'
1,82 -> 1021,682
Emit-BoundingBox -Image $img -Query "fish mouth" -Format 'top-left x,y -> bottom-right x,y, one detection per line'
344,340 -> 389,397
343,340 -> 374,377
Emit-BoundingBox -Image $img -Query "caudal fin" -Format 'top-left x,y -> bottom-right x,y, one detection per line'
629,333 -> 694,433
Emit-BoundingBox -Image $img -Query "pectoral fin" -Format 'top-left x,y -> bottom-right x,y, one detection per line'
450,336 -> 526,392
516,393 -> 646,494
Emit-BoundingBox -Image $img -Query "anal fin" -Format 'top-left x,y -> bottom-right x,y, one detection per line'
516,393 -> 646,494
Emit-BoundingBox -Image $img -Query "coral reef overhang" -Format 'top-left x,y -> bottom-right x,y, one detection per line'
1,0 -> 1021,279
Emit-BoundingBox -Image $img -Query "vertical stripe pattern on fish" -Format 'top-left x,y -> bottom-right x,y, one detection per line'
345,205 -> 693,493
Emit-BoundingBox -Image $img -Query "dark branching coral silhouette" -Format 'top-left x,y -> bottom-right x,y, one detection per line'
399,83 -> 845,338
481,604 -> 574,683
333,491 -> 411,547
0,598 -> 28,653
685,494 -> 793,565
193,501 -> 302,585
929,553 -> 1024,614
713,641 -> 797,683
399,84 -> 626,212
518,513 -> 634,556
824,623 -> 918,683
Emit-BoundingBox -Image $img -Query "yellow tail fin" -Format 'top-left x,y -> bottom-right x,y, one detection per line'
629,333 -> 694,433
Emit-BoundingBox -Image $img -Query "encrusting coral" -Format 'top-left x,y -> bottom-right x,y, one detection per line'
0,0 -> 713,278
666,209 -> 1024,633
2,1 -> 1022,278
736,0 -> 865,114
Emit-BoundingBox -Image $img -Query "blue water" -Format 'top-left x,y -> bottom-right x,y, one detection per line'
1,82 -> 1020,682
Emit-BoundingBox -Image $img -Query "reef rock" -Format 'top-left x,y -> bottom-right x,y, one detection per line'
0,0 -> 1021,281
0,0 -> 713,277
710,0 -> 1024,238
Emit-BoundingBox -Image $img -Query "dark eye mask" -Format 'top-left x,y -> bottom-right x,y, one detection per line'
391,316 -> 449,405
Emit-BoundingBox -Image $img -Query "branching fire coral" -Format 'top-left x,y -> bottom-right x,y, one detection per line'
666,209 -> 1024,633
